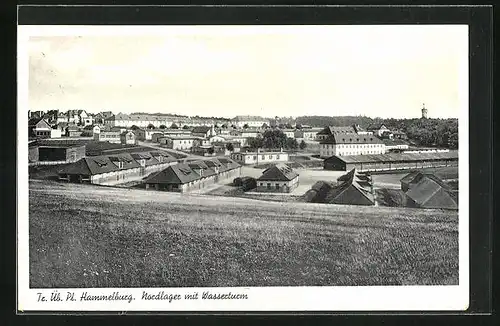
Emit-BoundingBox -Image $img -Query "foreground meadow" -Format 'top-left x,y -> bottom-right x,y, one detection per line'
29,180 -> 458,288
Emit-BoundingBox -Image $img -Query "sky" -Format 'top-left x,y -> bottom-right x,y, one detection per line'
26,25 -> 468,119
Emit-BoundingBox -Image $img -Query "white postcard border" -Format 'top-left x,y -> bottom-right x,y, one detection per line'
17,25 -> 470,312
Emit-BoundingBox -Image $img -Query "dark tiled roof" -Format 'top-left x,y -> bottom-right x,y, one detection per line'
130,152 -> 159,166
325,168 -> 374,205
366,123 -> 388,130
317,126 -> 356,135
145,164 -> 200,184
405,177 -> 457,208
257,163 -> 299,181
191,126 -> 211,134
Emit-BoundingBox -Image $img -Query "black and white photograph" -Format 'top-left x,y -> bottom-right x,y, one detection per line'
17,22 -> 470,312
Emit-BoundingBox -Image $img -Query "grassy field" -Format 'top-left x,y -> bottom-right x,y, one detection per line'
29,180 -> 458,288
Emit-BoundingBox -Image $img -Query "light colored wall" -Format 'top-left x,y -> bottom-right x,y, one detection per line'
320,143 -> 386,158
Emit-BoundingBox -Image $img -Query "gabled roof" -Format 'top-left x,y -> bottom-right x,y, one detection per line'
400,172 -> 450,190
317,126 -> 356,135
400,171 -> 422,184
366,123 -> 388,130
145,164 -> 201,184
191,126 -> 211,134
28,118 -> 51,129
108,153 -> 141,169
405,177 -> 457,208
258,163 -> 299,181
325,168 -> 375,205
58,156 -> 118,175
149,151 -> 177,163
129,152 -> 159,166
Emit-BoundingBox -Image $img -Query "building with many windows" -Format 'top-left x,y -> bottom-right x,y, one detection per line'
319,133 -> 386,158
230,150 -> 289,165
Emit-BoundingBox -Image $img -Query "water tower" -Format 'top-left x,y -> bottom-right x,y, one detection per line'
421,103 -> 428,119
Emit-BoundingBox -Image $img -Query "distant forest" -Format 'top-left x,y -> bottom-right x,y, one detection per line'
295,115 -> 458,149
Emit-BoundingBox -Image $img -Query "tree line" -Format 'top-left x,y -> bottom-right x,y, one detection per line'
294,115 -> 458,149
246,129 -> 307,151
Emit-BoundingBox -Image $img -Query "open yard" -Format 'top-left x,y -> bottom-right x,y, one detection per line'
29,180 -> 458,288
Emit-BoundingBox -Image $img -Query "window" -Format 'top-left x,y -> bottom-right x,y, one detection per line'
267,183 -> 271,189
253,155 -> 257,160
260,183 -> 264,186
276,155 -> 280,159
262,155 -> 265,160
269,155 -> 272,159
276,183 -> 280,190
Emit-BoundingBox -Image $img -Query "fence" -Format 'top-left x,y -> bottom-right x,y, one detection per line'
29,160 -> 68,167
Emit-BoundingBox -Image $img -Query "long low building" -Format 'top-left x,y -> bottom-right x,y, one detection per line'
323,151 -> 458,172
143,157 -> 241,193
230,150 -> 289,165
57,151 -> 178,185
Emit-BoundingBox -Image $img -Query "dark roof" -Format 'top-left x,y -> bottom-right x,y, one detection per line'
130,152 -> 159,166
257,163 -> 299,181
149,151 -> 177,163
191,126 -> 211,134
58,156 -> 118,175
320,133 -> 384,145
317,126 -> 356,135
400,172 -> 450,190
28,118 -> 51,129
400,171 -> 422,184
405,177 -> 457,209
366,123 -> 388,130
108,153 -> 141,170
188,160 -> 217,177
144,164 -> 200,184
325,168 -> 374,205
326,150 -> 458,164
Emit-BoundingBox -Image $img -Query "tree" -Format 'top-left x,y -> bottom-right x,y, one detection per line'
182,125 -> 190,129
243,124 -> 249,129
171,123 -> 179,129
299,140 -> 307,150
159,125 -> 167,129
285,123 -> 293,129
207,147 -> 215,155
262,123 -> 268,129
226,143 -> 235,152
286,138 -> 299,151
130,125 -> 140,130
147,124 -> 155,129
295,123 -> 302,129
261,129 -> 287,150
247,136 -> 264,150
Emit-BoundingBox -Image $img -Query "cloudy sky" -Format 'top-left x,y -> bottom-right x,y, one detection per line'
26,25 -> 468,118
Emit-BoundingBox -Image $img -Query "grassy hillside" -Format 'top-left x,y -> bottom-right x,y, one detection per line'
29,180 -> 458,288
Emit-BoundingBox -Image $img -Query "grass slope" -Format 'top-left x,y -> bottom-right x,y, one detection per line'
29,180 -> 458,288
